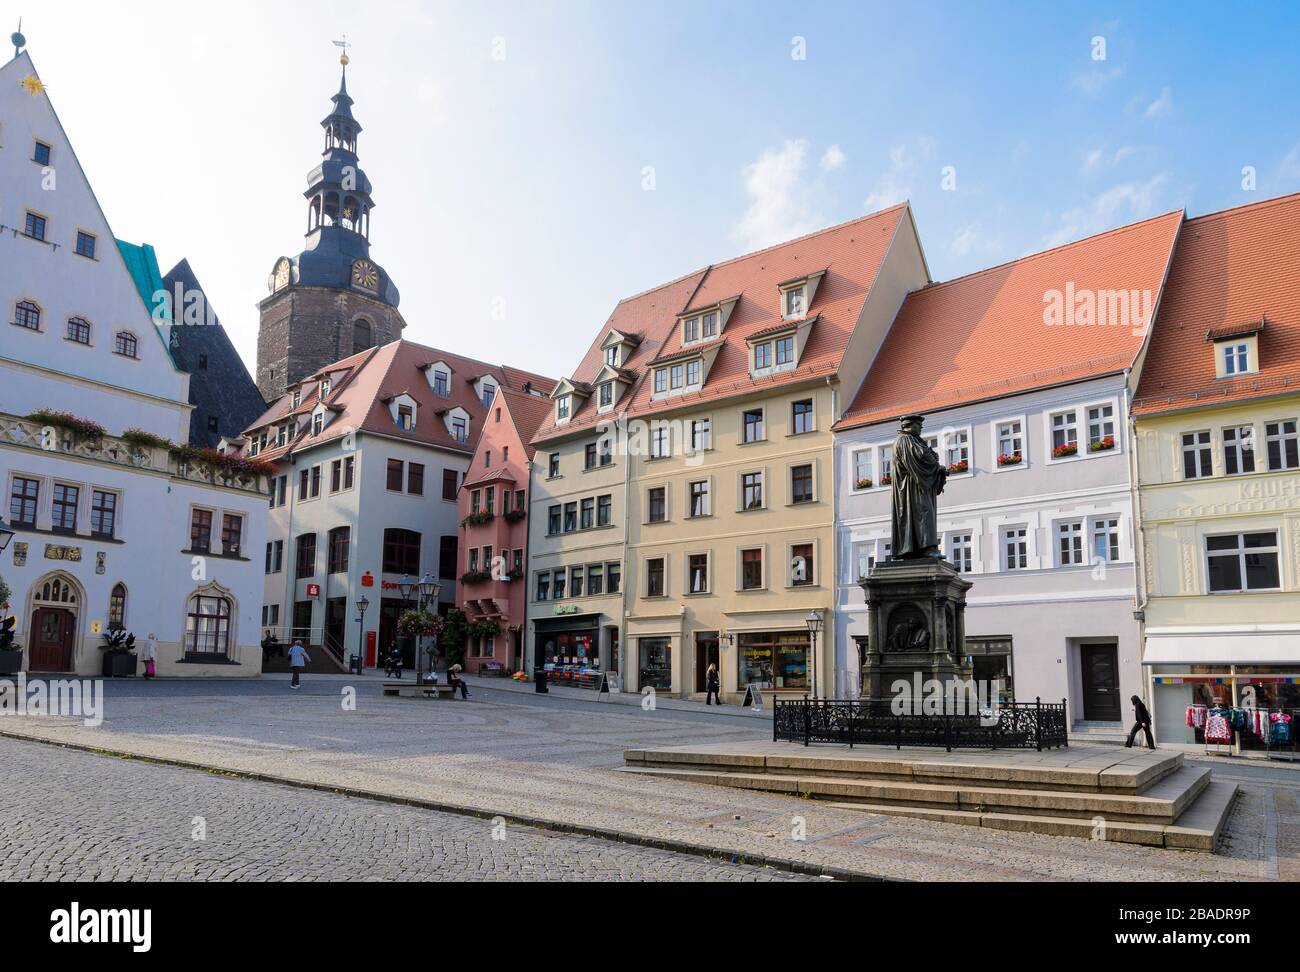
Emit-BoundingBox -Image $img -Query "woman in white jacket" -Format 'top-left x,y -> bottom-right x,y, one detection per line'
142,633 -> 159,679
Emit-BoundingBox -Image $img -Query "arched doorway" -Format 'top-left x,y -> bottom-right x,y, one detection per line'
28,573 -> 82,673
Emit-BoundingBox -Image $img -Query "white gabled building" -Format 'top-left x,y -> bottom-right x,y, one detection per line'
833,212 -> 1185,731
0,48 -> 268,677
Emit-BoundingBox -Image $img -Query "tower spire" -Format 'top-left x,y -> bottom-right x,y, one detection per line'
12,17 -> 26,59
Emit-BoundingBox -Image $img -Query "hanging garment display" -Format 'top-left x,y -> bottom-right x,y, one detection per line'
1186,705 -> 1207,729
1205,709 -> 1234,745
1271,711 -> 1293,745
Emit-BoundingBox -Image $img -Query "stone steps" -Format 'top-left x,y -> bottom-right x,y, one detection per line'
620,743 -> 1238,851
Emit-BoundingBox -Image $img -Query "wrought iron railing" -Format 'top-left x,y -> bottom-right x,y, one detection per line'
773,697 -> 1069,752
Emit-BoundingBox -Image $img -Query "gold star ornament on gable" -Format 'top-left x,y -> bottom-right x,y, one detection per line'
20,74 -> 45,96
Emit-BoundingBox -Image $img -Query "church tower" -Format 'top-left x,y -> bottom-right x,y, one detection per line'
256,55 -> 405,401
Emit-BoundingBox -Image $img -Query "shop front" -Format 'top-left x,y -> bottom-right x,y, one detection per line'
534,613 -> 602,684
1145,627 -> 1300,756
737,630 -> 809,695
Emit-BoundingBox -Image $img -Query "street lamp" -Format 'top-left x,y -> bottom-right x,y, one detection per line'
0,515 -> 14,554
805,610 -> 825,700
417,573 -> 442,682
354,594 -> 370,675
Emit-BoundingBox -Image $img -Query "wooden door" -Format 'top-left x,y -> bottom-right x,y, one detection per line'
1081,644 -> 1121,722
30,608 -> 75,673
695,636 -> 719,692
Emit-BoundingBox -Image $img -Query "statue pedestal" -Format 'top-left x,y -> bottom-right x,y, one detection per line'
859,558 -> 973,699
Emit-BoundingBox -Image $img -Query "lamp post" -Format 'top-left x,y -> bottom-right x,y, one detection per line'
417,572 -> 441,682
0,515 -> 14,554
354,594 -> 369,675
396,574 -> 415,669
805,610 -> 825,700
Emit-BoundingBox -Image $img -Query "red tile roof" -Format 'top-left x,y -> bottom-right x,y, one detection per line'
1133,193 -> 1300,416
625,205 -> 911,420
243,340 -> 555,462
531,270 -> 708,443
835,209 -> 1185,431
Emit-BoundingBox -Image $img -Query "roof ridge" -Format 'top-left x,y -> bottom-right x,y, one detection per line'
1184,190 -> 1300,227
913,208 -> 1185,297
612,267 -> 710,307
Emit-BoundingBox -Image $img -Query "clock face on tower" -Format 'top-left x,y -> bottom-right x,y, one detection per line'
270,258 -> 292,293
351,260 -> 379,292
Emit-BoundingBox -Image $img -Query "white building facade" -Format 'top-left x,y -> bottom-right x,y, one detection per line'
0,51 -> 267,677
834,375 -> 1144,724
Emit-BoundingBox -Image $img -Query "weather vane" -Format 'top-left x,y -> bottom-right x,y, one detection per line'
12,17 -> 26,59
332,34 -> 351,67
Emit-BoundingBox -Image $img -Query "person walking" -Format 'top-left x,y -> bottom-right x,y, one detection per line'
448,663 -> 470,699
1125,694 -> 1155,749
705,663 -> 722,706
142,633 -> 159,680
288,640 -> 310,690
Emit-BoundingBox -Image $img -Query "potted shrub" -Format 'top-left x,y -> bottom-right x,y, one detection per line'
0,613 -> 22,677
99,630 -> 139,678
461,511 -> 494,528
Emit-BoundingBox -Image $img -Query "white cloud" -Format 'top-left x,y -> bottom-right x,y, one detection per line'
1278,143 -> 1300,180
733,139 -> 823,251
1144,87 -> 1173,118
1070,66 -> 1124,95
820,144 -> 847,172
1082,145 -> 1137,173
1045,174 -> 1170,247
862,138 -> 934,212
949,222 -> 1003,260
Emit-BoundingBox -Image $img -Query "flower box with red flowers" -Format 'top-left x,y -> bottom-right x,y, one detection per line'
880,474 -> 892,486
947,460 -> 970,475
854,478 -> 874,491
1090,436 -> 1116,453
1052,443 -> 1079,459
997,452 -> 1023,467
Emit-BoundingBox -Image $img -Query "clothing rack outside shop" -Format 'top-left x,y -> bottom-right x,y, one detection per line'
1186,704 -> 1296,760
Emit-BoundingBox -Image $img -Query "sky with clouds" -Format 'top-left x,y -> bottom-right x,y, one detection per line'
11,0 -> 1300,381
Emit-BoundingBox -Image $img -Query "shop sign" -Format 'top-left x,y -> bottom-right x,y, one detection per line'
553,605 -> 580,616
306,584 -> 322,598
361,572 -> 375,588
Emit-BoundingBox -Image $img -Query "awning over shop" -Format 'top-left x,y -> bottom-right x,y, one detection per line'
1142,626 -> 1300,666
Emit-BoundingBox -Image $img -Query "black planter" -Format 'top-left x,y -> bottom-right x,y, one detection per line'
0,650 -> 22,676
101,653 -> 139,678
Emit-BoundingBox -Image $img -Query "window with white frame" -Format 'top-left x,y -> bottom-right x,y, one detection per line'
1087,404 -> 1116,451
1206,532 -> 1280,593
654,369 -> 668,394
686,359 -> 702,386
948,533 -> 973,572
701,312 -> 718,339
1057,520 -> 1085,566
1223,425 -> 1255,475
1050,410 -> 1079,457
1265,419 -> 1299,471
556,396 -> 571,421
1182,431 -> 1213,479
312,411 -> 325,436
690,419 -> 711,452
853,449 -> 874,489
688,480 -> 710,518
1003,527 -> 1028,570
1091,518 -> 1120,563
880,445 -> 894,484
775,336 -> 795,367
688,553 -> 709,594
784,286 -> 806,318
650,424 -> 670,459
754,343 -> 773,371
854,542 -> 874,581
946,430 -> 970,471
997,420 -> 1023,464
605,346 -> 620,367
1222,342 -> 1250,376
599,382 -> 614,408
683,317 -> 700,343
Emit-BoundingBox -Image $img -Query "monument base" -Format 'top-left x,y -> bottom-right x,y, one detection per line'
860,557 -> 973,699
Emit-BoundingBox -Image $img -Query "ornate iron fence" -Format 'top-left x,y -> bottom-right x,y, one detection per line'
773,697 -> 1069,752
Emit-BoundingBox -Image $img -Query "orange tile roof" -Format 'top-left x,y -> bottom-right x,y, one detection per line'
531,270 -> 708,443
624,205 -> 910,420
835,209 -> 1185,431
243,340 -> 555,462
1133,193 -> 1300,417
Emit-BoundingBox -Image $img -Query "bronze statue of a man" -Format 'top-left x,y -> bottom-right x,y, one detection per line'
890,415 -> 948,559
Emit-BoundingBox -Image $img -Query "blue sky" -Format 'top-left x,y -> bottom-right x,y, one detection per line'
11,0 -> 1300,380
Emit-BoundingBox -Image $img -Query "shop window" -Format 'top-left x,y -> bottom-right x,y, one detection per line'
639,639 -> 672,691
738,632 -> 807,691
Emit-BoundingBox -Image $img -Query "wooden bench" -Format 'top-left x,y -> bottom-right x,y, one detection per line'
383,681 -> 460,700
480,662 -> 508,678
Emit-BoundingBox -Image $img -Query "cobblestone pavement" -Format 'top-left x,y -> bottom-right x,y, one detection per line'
0,677 -> 1293,881
0,737 -> 812,882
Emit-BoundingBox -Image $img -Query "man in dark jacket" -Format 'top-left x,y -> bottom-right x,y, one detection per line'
1125,695 -> 1155,749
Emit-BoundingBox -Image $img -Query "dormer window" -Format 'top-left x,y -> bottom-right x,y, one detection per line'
754,343 -> 772,370
784,286 -> 806,319
701,312 -> 718,339
433,369 -> 450,397
1223,342 -> 1250,376
557,396 -> 572,421
654,369 -> 668,394
320,378 -> 332,399
775,336 -> 795,366
605,347 -> 620,367
480,381 -> 497,408
599,382 -> 614,408
684,318 -> 700,343
450,415 -> 468,442
311,412 -> 325,436
398,404 -> 415,430
276,424 -> 289,448
292,390 -> 302,409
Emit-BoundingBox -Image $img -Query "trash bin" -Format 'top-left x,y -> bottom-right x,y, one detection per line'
534,668 -> 548,693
